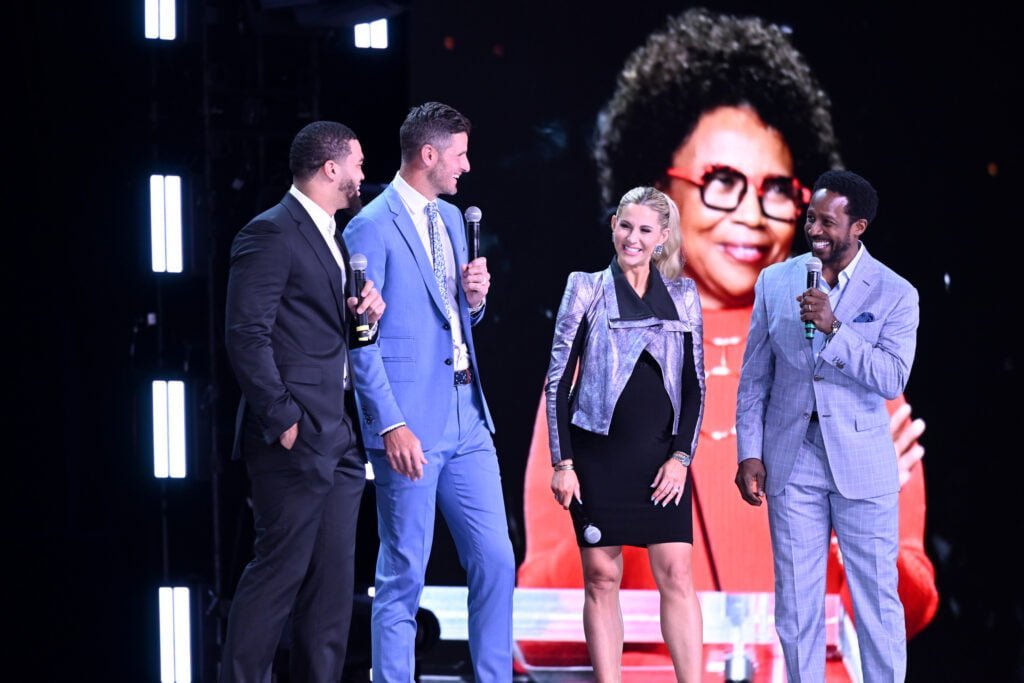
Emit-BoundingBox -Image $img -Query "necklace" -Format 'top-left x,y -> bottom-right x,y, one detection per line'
700,334 -> 744,441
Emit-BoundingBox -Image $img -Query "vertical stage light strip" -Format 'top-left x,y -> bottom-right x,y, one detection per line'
354,22 -> 370,48
152,380 -> 187,478
158,587 -> 192,682
150,174 -> 183,273
354,19 -> 388,49
145,0 -> 177,40
150,175 -> 166,272
369,19 -> 388,49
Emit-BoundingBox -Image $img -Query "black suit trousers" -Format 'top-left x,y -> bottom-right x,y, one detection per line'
220,403 -> 365,682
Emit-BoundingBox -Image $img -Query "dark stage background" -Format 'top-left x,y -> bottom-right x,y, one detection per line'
13,1 -> 1021,680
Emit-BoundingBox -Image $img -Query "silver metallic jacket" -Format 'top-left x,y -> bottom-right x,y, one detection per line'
545,267 -> 706,465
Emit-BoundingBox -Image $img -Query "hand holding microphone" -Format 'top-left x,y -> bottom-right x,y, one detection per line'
803,257 -> 822,340
464,206 -> 481,262
349,253 -> 371,342
553,463 -> 602,544
569,496 -> 602,545
799,256 -> 838,340
347,253 -> 386,341
460,206 -> 490,310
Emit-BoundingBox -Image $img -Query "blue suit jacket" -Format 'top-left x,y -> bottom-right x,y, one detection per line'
735,246 -> 919,499
342,184 -> 494,451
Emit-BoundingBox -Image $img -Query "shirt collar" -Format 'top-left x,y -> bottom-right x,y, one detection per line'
392,171 -> 433,220
833,241 -> 865,294
289,185 -> 335,235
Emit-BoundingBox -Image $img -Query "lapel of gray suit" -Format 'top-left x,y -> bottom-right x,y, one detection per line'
832,244 -> 879,330
384,187 -> 451,318
811,244 -> 879,369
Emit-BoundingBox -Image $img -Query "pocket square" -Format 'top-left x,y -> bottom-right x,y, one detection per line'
853,311 -> 875,323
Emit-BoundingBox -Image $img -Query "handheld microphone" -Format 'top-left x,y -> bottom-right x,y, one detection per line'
464,206 -> 482,262
569,497 -> 602,544
349,252 -> 371,342
804,257 -> 822,341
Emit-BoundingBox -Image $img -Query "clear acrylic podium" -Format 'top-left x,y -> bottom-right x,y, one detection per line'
419,587 -> 862,681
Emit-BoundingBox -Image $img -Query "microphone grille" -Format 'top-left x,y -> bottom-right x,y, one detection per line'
349,252 -> 368,270
806,256 -> 822,273
464,206 -> 482,222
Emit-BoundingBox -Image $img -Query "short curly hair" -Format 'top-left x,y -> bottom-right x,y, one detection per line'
595,7 -> 841,210
289,121 -> 358,182
813,169 -> 878,224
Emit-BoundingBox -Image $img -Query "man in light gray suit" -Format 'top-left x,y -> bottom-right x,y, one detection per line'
735,170 -> 917,681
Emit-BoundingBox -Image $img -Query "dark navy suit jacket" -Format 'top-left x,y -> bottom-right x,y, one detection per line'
225,192 -> 369,460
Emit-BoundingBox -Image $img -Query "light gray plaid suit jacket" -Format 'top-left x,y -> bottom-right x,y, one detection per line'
736,245 -> 919,499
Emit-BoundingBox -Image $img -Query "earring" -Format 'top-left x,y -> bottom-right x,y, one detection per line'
654,244 -> 664,256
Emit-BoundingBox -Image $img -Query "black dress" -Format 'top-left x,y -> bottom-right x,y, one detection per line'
557,263 -> 701,547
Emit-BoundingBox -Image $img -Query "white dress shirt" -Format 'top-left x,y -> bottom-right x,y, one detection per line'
814,241 -> 866,357
288,185 -> 350,388
391,172 -> 471,372
811,242 -> 866,413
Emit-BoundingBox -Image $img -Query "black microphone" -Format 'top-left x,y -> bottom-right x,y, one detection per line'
464,206 -> 482,262
349,252 -> 371,342
805,257 -> 822,341
569,497 -> 602,544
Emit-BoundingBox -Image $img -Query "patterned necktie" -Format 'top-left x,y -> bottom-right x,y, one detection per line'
426,201 -> 452,320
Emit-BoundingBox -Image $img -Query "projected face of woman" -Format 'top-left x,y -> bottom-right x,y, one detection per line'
665,106 -> 798,310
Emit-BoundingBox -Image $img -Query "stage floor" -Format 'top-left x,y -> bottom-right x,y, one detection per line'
415,586 -> 861,683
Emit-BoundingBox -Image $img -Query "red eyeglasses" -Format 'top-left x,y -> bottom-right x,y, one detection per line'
667,164 -> 811,222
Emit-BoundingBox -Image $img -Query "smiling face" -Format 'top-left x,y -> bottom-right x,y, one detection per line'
804,188 -> 865,274
665,106 -> 798,310
426,131 -> 470,198
611,202 -> 668,273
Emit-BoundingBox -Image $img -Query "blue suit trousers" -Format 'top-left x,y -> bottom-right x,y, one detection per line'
368,383 -> 514,682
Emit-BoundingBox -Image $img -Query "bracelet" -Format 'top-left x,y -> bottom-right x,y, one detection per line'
671,451 -> 693,467
554,461 -> 574,471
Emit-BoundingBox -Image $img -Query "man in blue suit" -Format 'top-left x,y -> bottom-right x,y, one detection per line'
222,121 -> 385,682
735,170 -> 917,681
343,102 -> 514,681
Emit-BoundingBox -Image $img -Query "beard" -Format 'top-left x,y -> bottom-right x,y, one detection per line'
427,164 -> 455,196
339,177 -> 363,216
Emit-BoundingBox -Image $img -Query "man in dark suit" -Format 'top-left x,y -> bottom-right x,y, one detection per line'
221,120 -> 385,682
343,102 -> 514,681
